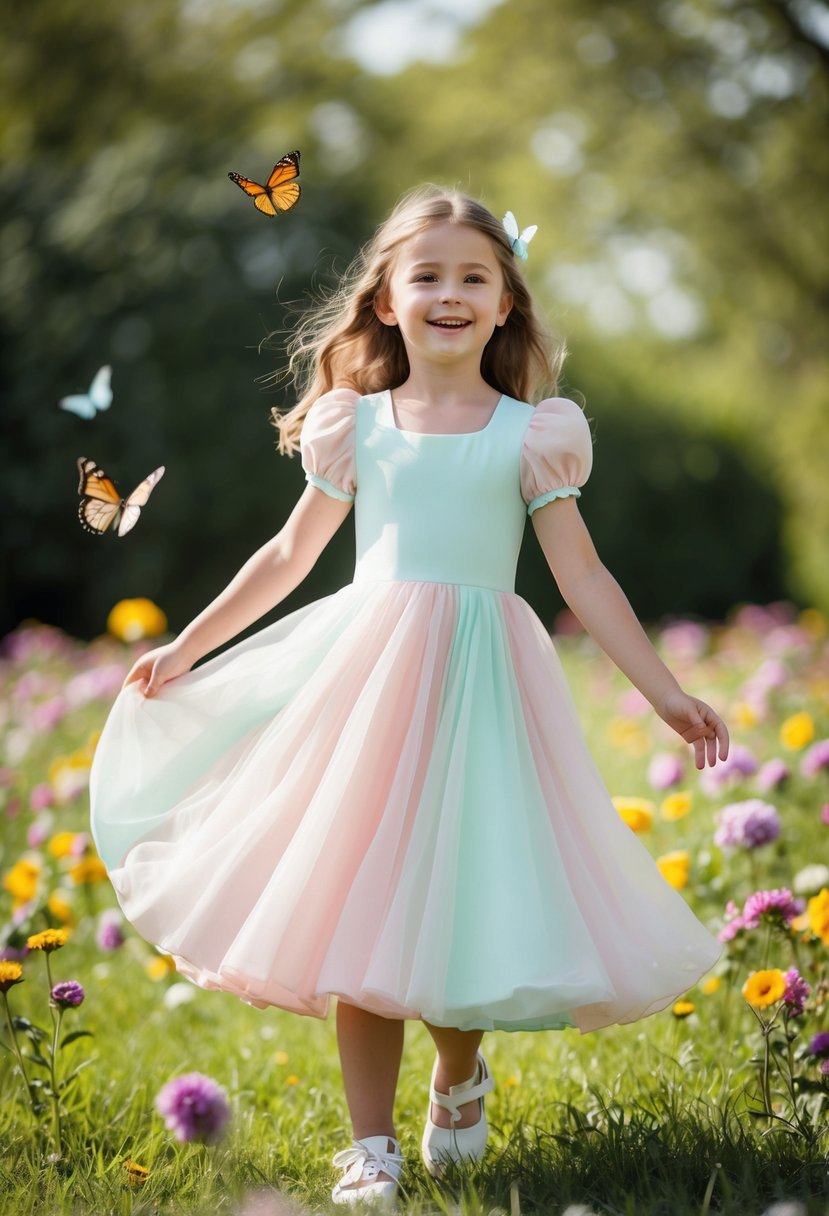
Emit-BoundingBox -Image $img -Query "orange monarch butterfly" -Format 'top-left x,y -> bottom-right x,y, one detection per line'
228,150 -> 301,216
76,457 -> 165,537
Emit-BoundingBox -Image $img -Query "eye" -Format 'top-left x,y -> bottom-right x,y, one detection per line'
414,272 -> 438,282
465,274 -> 485,284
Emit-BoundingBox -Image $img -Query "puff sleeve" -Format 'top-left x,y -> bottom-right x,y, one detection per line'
520,397 -> 593,516
299,388 -> 359,502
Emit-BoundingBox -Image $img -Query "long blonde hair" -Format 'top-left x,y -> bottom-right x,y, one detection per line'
273,185 -> 565,454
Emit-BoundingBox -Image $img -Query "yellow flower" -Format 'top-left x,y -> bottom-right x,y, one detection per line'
607,719 -> 651,757
27,928 -> 70,953
69,856 -> 108,885
3,859 -> 41,908
273,1050 -> 290,1065
672,1000 -> 695,1018
799,608 -> 827,639
47,753 -> 91,804
779,712 -> 815,751
47,890 -> 75,926
656,850 -> 690,890
47,832 -> 78,860
805,888 -> 829,946
122,1159 -> 150,1184
701,976 -> 722,995
285,1074 -> 301,1086
660,791 -> 693,821
145,954 -> 177,981
732,702 -> 758,729
0,961 -> 24,993
742,969 -> 786,1008
612,797 -> 654,832
503,1075 -> 520,1087
107,598 -> 168,643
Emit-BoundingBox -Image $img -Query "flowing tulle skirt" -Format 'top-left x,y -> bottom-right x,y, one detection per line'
90,580 -> 721,1032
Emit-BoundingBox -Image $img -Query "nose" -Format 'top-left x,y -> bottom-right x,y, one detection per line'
439,290 -> 461,304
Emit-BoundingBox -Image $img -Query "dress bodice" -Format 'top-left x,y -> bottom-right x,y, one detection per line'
353,391 -> 532,593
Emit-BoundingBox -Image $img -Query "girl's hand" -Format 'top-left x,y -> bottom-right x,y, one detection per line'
655,689 -> 730,770
123,641 -> 194,698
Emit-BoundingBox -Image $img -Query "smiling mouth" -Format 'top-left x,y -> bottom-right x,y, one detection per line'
428,320 -> 471,329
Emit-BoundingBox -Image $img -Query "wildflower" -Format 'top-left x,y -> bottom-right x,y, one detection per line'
26,928 -> 70,953
611,797 -> 654,832
780,712 -> 814,751
145,954 -> 177,981
123,1159 -> 149,1185
107,598 -> 167,643
29,783 -> 54,812
782,968 -> 810,1017
701,976 -> 722,995
732,702 -> 759,729
660,791 -> 693,821
672,1001 -> 695,1018
47,754 -> 91,804
69,856 -> 107,885
285,1074 -> 300,1086
51,980 -> 85,1008
700,744 -> 758,795
155,1072 -> 230,1143
793,864 -> 829,896
47,890 -> 76,926
0,961 -> 24,992
714,800 -> 780,850
96,909 -> 125,951
823,804 -> 829,826
503,1075 -> 520,1087
801,739 -> 829,778
607,720 -> 650,757
647,753 -> 684,790
659,619 -> 709,660
804,888 -> 829,945
742,888 -> 804,929
656,850 -> 690,890
3,858 -> 41,908
273,1050 -> 290,1065
48,832 -> 79,860
808,1031 -> 829,1058
755,759 -> 790,792
742,969 -> 787,1008
820,1059 -> 829,1077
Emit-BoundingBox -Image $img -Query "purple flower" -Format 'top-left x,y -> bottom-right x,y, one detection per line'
713,799 -> 780,850
801,739 -> 829,779
96,910 -> 125,951
647,752 -> 685,790
155,1073 -> 230,1144
782,968 -> 810,1017
820,1059 -> 829,1077
808,1032 -> 829,1058
51,981 -> 85,1008
756,758 -> 790,793
742,888 -> 804,928
700,744 -> 759,795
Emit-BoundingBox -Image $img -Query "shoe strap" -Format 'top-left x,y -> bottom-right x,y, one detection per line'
430,1056 -> 494,1124
332,1137 -> 404,1186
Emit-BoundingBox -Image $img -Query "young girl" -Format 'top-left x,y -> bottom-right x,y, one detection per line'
90,186 -> 729,1207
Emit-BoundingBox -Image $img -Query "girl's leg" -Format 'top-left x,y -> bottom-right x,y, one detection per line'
422,1021 -> 485,1128
335,1001 -> 404,1188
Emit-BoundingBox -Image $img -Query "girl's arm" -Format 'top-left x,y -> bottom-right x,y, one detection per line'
124,485 -> 352,696
532,497 -> 729,769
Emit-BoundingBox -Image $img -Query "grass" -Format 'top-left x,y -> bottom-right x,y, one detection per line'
1,614 -> 828,1214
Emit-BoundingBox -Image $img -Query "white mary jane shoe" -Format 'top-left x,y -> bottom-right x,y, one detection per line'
421,1053 -> 494,1177
331,1135 -> 404,1208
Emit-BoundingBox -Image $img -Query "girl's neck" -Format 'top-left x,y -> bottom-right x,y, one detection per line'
393,369 -> 499,410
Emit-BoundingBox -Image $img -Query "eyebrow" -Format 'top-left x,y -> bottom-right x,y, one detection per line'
408,261 -> 493,272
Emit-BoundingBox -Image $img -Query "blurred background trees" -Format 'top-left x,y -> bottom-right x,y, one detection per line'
1,0 -> 826,640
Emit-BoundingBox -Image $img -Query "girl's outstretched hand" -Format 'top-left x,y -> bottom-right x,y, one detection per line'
123,641 -> 194,698
655,689 -> 730,770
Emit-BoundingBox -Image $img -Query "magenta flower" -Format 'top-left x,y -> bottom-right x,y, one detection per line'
755,758 -> 790,793
782,968 -> 810,1017
155,1073 -> 230,1143
713,799 -> 780,850
742,888 -> 804,928
96,910 -> 125,951
801,739 -> 829,778
647,752 -> 684,790
808,1032 -> 829,1058
51,981 -> 85,1008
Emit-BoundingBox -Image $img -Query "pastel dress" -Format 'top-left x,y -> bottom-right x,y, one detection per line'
89,388 -> 722,1033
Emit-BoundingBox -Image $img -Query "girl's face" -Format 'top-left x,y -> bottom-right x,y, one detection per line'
375,222 -> 513,370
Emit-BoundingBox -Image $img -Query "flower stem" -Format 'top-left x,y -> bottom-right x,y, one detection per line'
1,991 -> 35,1116
43,955 -> 63,1152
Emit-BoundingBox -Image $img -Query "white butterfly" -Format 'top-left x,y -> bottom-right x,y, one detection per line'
76,457 -> 166,537
502,212 -> 538,261
59,365 -> 113,420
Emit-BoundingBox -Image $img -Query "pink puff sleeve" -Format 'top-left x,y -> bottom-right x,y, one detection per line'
300,388 -> 359,502
520,397 -> 593,516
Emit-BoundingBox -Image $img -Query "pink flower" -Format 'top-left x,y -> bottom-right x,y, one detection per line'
28,697 -> 68,732
801,739 -> 829,778
700,744 -> 758,795
822,804 -> 829,827
713,800 -> 780,850
647,752 -> 685,790
782,968 -> 810,1017
659,620 -> 709,661
29,783 -> 54,812
155,1073 -> 230,1143
755,759 -> 790,792
741,888 -> 804,928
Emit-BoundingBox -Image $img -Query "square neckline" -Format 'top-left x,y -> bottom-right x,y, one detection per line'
384,389 -> 506,438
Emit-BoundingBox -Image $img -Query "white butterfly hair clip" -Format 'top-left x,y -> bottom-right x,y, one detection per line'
502,212 -> 537,261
